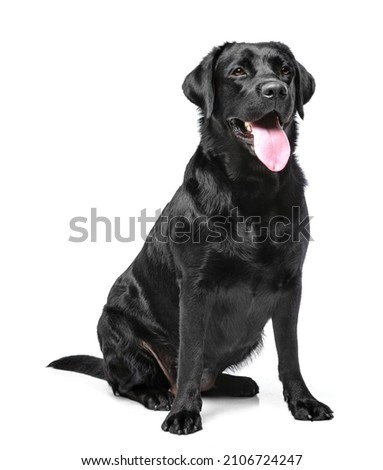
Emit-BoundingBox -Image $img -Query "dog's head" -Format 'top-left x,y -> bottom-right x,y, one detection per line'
183,42 -> 315,172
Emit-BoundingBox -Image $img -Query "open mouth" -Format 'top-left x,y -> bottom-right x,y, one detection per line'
228,112 -> 284,143
227,112 -> 291,172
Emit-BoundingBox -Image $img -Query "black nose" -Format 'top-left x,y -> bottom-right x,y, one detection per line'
261,81 -> 288,100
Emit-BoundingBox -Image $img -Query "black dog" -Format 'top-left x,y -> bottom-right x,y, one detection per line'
49,42 -> 333,434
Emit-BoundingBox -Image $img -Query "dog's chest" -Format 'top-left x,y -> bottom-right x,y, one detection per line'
200,237 -> 303,360
202,231 -> 303,289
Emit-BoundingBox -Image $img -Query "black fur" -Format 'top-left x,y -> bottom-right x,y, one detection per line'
49,42 -> 333,434
48,355 -> 105,379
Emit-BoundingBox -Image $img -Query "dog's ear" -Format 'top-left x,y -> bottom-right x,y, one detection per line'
295,62 -> 315,120
182,45 -> 224,119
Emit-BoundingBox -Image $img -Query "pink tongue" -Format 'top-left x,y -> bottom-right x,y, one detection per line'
251,114 -> 290,172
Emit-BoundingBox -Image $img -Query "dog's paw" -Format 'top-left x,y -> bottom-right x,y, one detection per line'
230,376 -> 259,397
209,373 -> 259,397
161,410 -> 202,435
288,397 -> 334,421
133,388 -> 174,411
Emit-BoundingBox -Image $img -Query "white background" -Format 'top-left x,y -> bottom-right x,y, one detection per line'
1,1 -> 382,469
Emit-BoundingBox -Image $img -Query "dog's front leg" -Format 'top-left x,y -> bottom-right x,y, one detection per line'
272,279 -> 333,421
161,276 -> 210,435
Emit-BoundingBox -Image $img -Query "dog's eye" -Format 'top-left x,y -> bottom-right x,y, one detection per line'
231,67 -> 246,77
281,65 -> 291,76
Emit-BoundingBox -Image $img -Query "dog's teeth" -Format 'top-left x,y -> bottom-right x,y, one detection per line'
245,122 -> 252,133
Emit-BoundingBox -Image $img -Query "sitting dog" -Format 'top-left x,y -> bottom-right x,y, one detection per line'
49,41 -> 333,434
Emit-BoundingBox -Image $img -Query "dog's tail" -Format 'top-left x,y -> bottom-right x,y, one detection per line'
47,355 -> 105,380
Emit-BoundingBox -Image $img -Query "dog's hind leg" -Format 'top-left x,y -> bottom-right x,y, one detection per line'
203,373 -> 259,397
98,306 -> 175,411
104,347 -> 175,411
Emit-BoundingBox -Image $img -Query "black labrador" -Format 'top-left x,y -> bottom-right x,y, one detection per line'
49,41 -> 333,434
